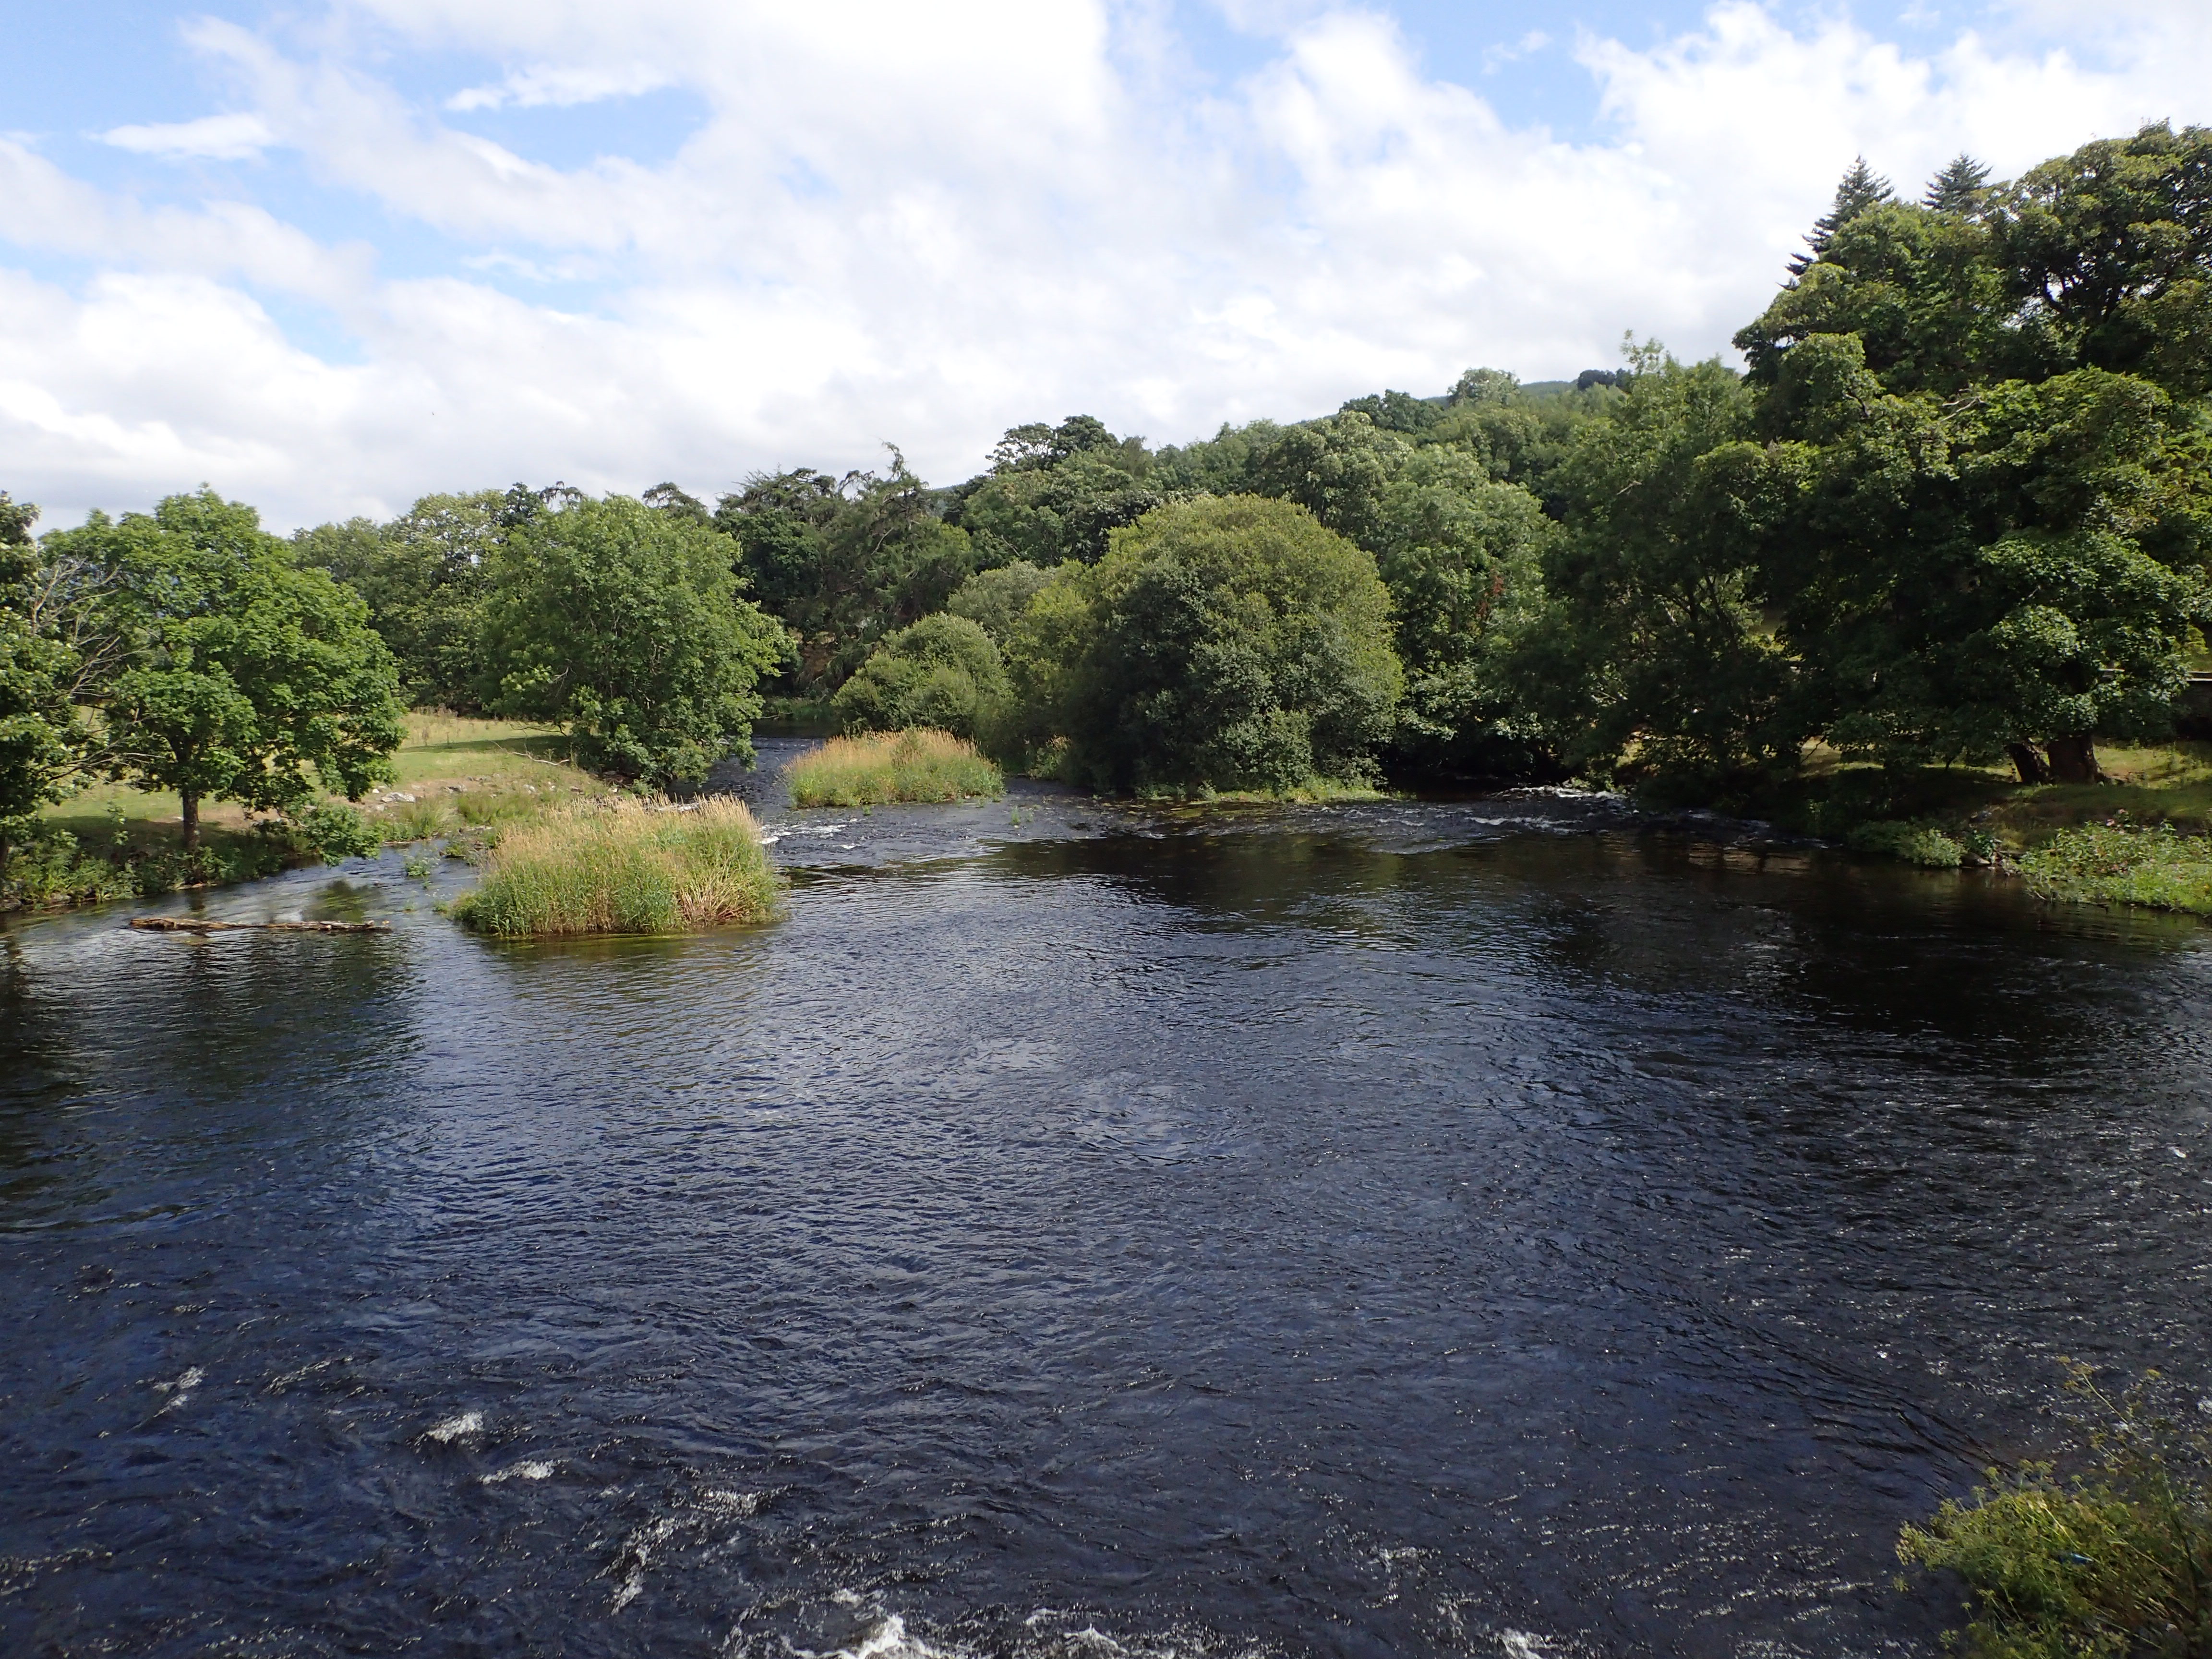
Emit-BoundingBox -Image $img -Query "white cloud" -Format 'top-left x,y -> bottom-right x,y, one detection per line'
446,62 -> 673,112
99,111 -> 275,160
3,0 -> 2211,529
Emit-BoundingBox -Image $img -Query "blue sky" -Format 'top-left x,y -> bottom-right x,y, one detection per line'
2,0 -> 2206,527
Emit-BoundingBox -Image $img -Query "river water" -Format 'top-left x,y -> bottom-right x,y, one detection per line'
4,740 -> 2210,1658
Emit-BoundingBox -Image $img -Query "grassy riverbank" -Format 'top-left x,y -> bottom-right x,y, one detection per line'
787,729 -> 1003,806
450,796 -> 779,937
6,713 -> 603,913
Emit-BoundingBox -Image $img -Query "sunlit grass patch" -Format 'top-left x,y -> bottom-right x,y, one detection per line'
2017,819 -> 2212,915
785,729 -> 1003,807
450,796 -> 780,938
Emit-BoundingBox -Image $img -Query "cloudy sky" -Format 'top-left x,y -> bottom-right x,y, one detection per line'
4,0 -> 2209,528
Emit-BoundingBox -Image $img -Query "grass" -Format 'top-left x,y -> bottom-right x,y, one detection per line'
786,729 -> 1003,807
450,796 -> 780,938
2017,819 -> 2212,916
1899,1362 -> 2212,1658
10,712 -> 604,914
1143,776 -> 1388,805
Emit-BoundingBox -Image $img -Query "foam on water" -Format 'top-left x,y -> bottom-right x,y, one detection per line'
421,1410 -> 483,1444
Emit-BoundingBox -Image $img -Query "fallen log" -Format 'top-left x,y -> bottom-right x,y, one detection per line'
129,917 -> 393,935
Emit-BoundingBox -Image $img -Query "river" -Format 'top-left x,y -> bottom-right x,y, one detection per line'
3,739 -> 2209,1657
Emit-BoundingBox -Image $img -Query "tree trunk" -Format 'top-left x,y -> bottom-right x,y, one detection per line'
2007,742 -> 2051,785
2044,733 -> 2104,784
180,788 -> 200,854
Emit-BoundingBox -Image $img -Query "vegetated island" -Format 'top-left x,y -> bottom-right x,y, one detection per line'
11,122 -> 2212,940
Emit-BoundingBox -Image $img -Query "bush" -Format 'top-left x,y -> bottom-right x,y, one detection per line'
785,729 -> 1003,806
450,796 -> 779,938
1847,818 -> 1968,867
831,613 -> 1010,741
2019,821 -> 2212,915
1006,495 -> 1403,796
276,802 -> 383,862
1899,1363 -> 2212,1658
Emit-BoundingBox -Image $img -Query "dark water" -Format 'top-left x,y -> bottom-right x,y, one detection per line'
5,744 -> 2211,1659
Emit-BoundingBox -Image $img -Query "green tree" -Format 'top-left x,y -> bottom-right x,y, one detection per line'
1371,451 -> 1556,775
479,493 -> 788,784
832,613 -> 1010,740
1010,495 -> 1402,795
1509,353 -> 1796,790
1732,126 -> 2212,782
945,561 -> 1052,642
295,490 -> 501,709
48,488 -> 407,850
1789,156 -> 1894,276
0,493 -> 89,862
955,416 -> 1162,567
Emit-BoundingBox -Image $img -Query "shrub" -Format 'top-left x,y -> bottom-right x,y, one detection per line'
1847,818 -> 1968,867
785,729 -> 1003,807
277,802 -> 383,862
1899,1363 -> 2212,1658
831,613 -> 1010,741
1005,494 -> 1403,796
2019,821 -> 2212,915
451,796 -> 779,938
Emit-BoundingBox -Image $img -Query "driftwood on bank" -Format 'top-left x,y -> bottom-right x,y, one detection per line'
129,917 -> 393,935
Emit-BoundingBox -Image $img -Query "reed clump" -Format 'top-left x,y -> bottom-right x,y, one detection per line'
450,795 -> 780,938
785,729 -> 1003,807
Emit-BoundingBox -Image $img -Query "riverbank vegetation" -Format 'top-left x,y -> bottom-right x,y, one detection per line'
1900,1362 -> 2212,1657
449,796 -> 778,937
785,729 -> 1003,807
12,124 -> 2212,909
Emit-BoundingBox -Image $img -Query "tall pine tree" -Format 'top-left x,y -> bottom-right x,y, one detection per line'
1923,154 -> 1992,214
1788,157 -> 1894,275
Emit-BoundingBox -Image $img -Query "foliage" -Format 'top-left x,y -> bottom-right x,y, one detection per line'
713,452 -> 979,691
945,560 -> 1052,641
478,494 -> 787,785
43,489 -> 407,848
955,415 -> 1162,567
832,613 -> 1009,740
1508,352 -> 1794,790
295,491 -> 502,710
451,796 -> 779,938
1845,818 -> 1968,867
1372,447 -> 1557,774
1007,494 -> 1402,795
1,491 -> 84,845
1899,1362 -> 2212,1658
2017,820 -> 2212,914
783,728 -> 1003,807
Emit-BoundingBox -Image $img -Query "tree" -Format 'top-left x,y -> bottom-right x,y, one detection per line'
0,493 -> 88,861
1924,154 -> 1991,215
295,490 -> 502,710
1509,354 -> 1796,790
1731,127 -> 2212,783
48,488 -> 407,851
945,561 -> 1052,642
1370,451 -> 1556,775
1751,336 -> 2208,782
479,493 -> 788,784
1789,156 -> 1895,276
831,613 -> 1009,741
1009,495 -> 1402,795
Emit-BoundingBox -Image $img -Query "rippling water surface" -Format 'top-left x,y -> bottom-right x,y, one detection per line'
5,742 -> 2211,1658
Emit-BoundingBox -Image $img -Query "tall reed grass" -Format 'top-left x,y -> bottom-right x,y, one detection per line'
785,728 -> 1003,807
450,796 -> 780,938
